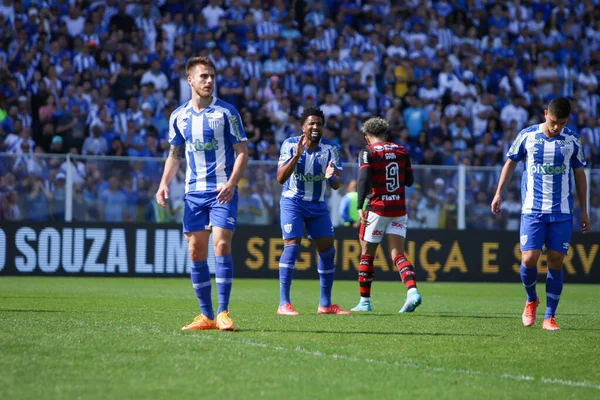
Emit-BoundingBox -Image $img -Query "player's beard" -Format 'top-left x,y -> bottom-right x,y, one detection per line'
193,84 -> 213,99
306,129 -> 321,143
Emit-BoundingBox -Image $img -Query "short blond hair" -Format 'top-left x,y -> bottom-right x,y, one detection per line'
185,56 -> 216,76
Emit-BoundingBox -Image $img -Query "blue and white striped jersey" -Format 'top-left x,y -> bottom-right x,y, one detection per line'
507,124 -> 586,214
168,97 -> 247,194
279,136 -> 342,203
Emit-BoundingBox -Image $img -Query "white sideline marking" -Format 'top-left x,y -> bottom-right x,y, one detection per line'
190,335 -> 600,391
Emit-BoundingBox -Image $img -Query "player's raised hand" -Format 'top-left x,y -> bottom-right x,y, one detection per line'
155,184 -> 169,208
580,210 -> 590,234
491,193 -> 502,215
294,136 -> 306,159
325,160 -> 336,179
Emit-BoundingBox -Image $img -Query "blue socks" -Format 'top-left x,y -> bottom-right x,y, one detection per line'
191,260 -> 214,320
279,244 -> 300,306
318,247 -> 336,307
545,268 -> 563,319
216,254 -> 233,314
520,264 -> 538,302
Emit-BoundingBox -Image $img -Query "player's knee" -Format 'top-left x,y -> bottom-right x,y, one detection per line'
318,246 -> 335,260
213,239 -> 231,255
188,247 -> 206,262
546,252 -> 565,269
521,253 -> 538,267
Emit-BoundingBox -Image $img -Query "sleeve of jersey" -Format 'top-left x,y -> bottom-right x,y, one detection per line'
506,131 -> 527,161
405,155 -> 414,187
168,112 -> 185,146
278,139 -> 294,165
226,108 -> 247,144
356,149 -> 372,210
572,136 -> 586,168
331,144 -> 343,170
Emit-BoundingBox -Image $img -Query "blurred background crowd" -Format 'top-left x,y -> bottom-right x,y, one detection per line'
0,0 -> 599,231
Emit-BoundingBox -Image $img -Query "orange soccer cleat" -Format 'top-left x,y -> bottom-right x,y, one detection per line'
276,302 -> 299,316
181,314 -> 217,331
216,311 -> 235,331
543,317 -> 560,331
317,304 -> 351,315
522,298 -> 540,327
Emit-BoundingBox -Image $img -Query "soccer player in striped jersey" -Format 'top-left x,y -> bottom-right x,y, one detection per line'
492,97 -> 589,331
351,117 -> 422,313
155,56 -> 249,331
276,107 -> 350,316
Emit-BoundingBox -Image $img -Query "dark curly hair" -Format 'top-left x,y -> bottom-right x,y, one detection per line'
300,106 -> 325,125
547,97 -> 571,119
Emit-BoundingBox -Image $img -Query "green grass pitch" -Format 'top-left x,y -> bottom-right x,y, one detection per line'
1,277 -> 599,400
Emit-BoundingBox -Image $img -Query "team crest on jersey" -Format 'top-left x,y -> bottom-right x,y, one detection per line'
559,143 -> 571,158
318,151 -> 328,167
520,235 -> 528,246
206,111 -> 224,129
284,223 -> 292,234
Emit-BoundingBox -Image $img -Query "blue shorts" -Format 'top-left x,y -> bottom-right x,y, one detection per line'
280,197 -> 334,240
183,191 -> 238,233
520,213 -> 572,254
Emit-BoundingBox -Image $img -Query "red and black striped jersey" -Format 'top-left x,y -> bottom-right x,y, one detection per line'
358,142 -> 412,217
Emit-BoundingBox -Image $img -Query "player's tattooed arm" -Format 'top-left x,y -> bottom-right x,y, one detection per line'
169,144 -> 185,160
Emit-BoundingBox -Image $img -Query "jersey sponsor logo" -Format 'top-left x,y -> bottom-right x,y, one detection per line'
529,164 -> 566,175
206,110 -> 223,120
373,144 -> 397,151
293,172 -> 326,182
576,138 -> 585,164
229,115 -> 243,141
520,234 -> 528,246
382,194 -> 401,201
362,151 -> 369,164
526,138 -> 545,145
385,153 -> 397,160
191,137 -> 219,151
330,145 -> 340,163
284,223 -> 292,234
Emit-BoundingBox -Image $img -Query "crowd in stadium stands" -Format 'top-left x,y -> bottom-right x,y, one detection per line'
0,0 -> 599,230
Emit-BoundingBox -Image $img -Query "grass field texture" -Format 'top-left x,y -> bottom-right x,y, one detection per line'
1,277 -> 599,400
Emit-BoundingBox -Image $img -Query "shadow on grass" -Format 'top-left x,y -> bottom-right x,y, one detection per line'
0,309 -> 63,313
0,296 -> 74,299
234,328 -> 500,337
349,312 -> 517,319
560,328 -> 600,331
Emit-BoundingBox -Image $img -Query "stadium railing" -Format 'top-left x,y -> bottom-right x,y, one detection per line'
0,153 -> 595,231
